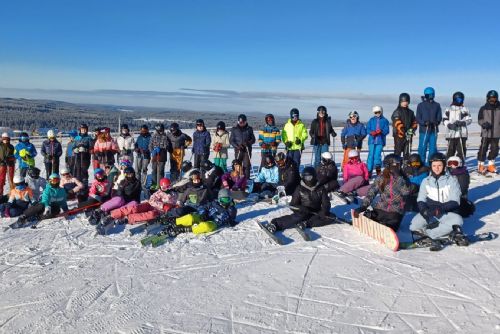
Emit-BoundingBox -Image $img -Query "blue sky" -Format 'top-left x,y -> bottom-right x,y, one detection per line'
1,0 -> 499,119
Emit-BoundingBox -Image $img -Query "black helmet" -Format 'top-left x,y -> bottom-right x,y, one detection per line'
181,160 -> 193,173
301,166 -> 317,187
275,152 -> 286,166
121,124 -> 129,130
155,123 -> 165,132
487,90 -> 498,99
238,114 -> 247,123
264,154 -> 275,168
28,167 -> 41,179
216,121 -> 226,130
399,93 -> 410,104
195,119 -> 204,127
290,108 -> 300,119
383,154 -> 402,168
232,159 -> 242,168
429,152 -> 447,164
317,105 -> 327,113
170,122 -> 180,133
124,166 -> 135,175
452,91 -> 465,105
408,153 -> 423,166
265,114 -> 275,125
200,160 -> 214,171
80,123 -> 88,130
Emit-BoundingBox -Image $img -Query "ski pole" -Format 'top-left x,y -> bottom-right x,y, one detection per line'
458,126 -> 466,162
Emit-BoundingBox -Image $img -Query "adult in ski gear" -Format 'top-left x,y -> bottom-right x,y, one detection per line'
65,130 -> 78,176
409,152 -> 465,241
116,124 -> 135,164
282,108 -> 308,167
275,151 -> 300,196
60,167 -> 85,201
229,114 -> 256,179
211,121 -> 230,172
77,168 -> 110,208
167,123 -> 192,182
25,167 -> 46,201
252,154 -> 279,197
477,90 -> 500,174
221,159 -> 247,191
93,127 -> 119,169
354,154 -> 411,232
0,132 -> 15,197
192,119 -> 211,170
316,151 -> 339,193
391,93 -> 417,161
73,124 -> 94,186
340,111 -> 367,171
258,114 -> 281,167
366,106 -> 390,176
335,150 -> 369,198
309,106 -> 337,168
200,159 -> 224,193
403,153 -> 429,211
417,87 -> 442,165
268,167 -> 333,232
148,123 -> 170,187
0,175 -> 35,218
14,132 -> 37,177
134,124 -> 151,187
447,156 -> 475,217
443,91 -> 472,161
41,130 -> 63,179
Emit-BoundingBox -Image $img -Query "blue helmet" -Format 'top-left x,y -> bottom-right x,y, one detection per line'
424,87 -> 435,99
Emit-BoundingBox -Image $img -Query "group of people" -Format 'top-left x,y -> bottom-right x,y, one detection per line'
0,88 -> 498,247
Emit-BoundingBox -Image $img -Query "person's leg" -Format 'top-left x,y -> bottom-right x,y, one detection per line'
339,176 -> 366,193
135,156 -> 142,185
271,212 -> 310,231
306,214 -> 332,228
100,196 -> 126,213
110,201 -> 139,219
374,209 -> 402,232
373,144 -> 383,171
158,161 -> 166,180
425,213 -> 463,239
312,145 -> 321,169
242,151 -> 251,179
0,165 -> 6,197
128,209 -> 160,224
418,131 -> 427,164
446,138 -> 456,159
22,202 -> 45,219
151,161 -> 158,185
477,137 -> 488,164
409,213 -> 428,233
44,162 -> 51,179
427,132 -> 437,163
7,165 -> 14,189
366,144 -> 375,174
487,138 -> 499,161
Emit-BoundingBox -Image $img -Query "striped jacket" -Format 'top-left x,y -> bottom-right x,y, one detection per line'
258,125 -> 281,154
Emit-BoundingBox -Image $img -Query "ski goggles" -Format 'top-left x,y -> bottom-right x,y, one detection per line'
302,174 -> 315,182
49,177 -> 60,185
219,196 -> 231,205
454,97 -> 464,104
409,161 -> 421,167
447,160 -> 460,167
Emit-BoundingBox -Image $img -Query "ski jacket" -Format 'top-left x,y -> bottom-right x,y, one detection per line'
202,200 -> 238,228
449,166 -> 470,197
14,142 -> 37,169
41,139 -> 63,163
282,120 -> 308,150
66,140 -> 75,159
290,181 -> 330,216
60,175 -> 84,193
340,121 -> 367,149
25,175 -> 47,200
278,160 -> 300,195
167,132 -> 192,150
135,133 -> 151,157
148,189 -> 178,211
362,174 -> 411,215
148,131 -> 170,162
88,179 -> 109,202
343,160 -> 369,183
94,139 -> 119,165
416,99 -> 442,133
116,177 -> 141,203
256,165 -> 279,184
366,116 -> 390,146
8,186 -> 35,205
117,134 -> 135,155
41,185 -> 68,211
478,101 -> 500,138
258,124 -> 281,154
221,172 -> 247,191
192,129 -> 211,155
0,142 -> 15,166
403,166 -> 429,186
417,173 -> 461,214
178,183 -> 213,206
73,134 -> 94,155
309,116 -> 336,146
230,124 -> 256,153
442,105 -> 472,139
106,166 -> 120,187
202,166 -> 224,191
391,107 -> 417,138
211,130 -> 230,159
316,160 -> 338,189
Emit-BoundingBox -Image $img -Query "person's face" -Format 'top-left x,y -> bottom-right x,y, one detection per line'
431,161 -> 444,175
350,116 -> 357,123
238,119 -> 247,126
488,96 -> 498,105
234,164 -> 242,172
80,128 -> 88,135
374,111 -> 381,118
400,101 -> 409,108
318,111 -> 325,118
2,137 -> 9,144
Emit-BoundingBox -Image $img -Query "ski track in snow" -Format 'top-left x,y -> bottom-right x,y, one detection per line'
0,134 -> 500,333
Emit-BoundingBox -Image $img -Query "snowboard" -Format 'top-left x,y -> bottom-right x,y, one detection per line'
399,232 -> 497,250
350,209 -> 400,251
256,221 -> 284,245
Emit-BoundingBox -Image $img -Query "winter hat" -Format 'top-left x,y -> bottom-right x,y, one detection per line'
321,152 -> 333,160
348,150 -> 359,158
372,106 -> 383,114
1,132 -> 9,139
47,129 -> 55,139
60,167 -> 70,175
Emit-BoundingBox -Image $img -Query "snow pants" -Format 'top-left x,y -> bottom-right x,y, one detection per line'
477,137 -> 499,162
369,209 -> 403,232
235,149 -> 252,179
170,148 -> 185,182
193,152 -> 208,170
286,150 -> 302,168
110,201 -> 162,224
394,136 -> 412,161
271,211 -> 331,231
44,158 -> 60,180
100,196 -> 126,213
74,153 -> 91,185
367,144 -> 383,175
23,202 -> 61,220
409,212 -> 463,239
418,130 -> 437,165
0,165 -> 15,196
313,144 -> 329,169
339,176 -> 368,194
446,138 -> 467,161
214,157 -> 227,172
151,161 -> 166,186
135,154 -> 150,187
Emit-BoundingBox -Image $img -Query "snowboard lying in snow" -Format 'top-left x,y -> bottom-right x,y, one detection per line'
350,209 -> 400,251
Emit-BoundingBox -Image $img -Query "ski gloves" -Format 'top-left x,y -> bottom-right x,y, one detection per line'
481,122 -> 492,130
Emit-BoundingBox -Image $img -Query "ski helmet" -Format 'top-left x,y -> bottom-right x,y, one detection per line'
119,159 -> 132,169
28,167 -> 41,179
452,91 -> 465,105
348,111 -> 359,119
80,123 -> 88,130
399,93 -> 410,103
200,160 -> 214,171
429,152 -> 447,164
301,166 -> 317,187
94,168 -> 106,181
13,175 -> 25,185
217,188 -> 232,207
408,153 -> 423,167
155,123 -> 165,132
317,105 -> 327,114
181,160 -> 193,173
216,121 -> 226,130
447,156 -> 463,168
372,106 -> 383,114
47,129 -> 55,139
487,90 -> 498,100
121,124 -> 129,131
275,152 -> 286,167
424,87 -> 435,99
123,166 -> 135,179
169,122 -> 180,133
48,173 -> 61,187
265,114 -> 275,125
290,108 -> 300,119
238,114 -> 247,123
20,132 -> 29,142
383,153 -> 402,168
321,151 -> 333,165
159,177 -> 171,191
60,167 -> 70,175
195,119 -> 205,127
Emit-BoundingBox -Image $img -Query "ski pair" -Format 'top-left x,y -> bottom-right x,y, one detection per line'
400,232 -> 497,251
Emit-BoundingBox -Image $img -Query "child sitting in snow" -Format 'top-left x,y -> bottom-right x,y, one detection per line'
403,153 -> 430,211
333,150 -> 369,203
447,156 -> 475,217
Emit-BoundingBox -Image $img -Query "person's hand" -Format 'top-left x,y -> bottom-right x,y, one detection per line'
447,123 -> 457,131
295,138 -> 301,145
375,129 -> 382,135
285,141 -> 293,148
482,122 -> 492,130
370,131 -> 378,137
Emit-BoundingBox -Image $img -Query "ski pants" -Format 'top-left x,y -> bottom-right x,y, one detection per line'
477,137 -> 499,162
23,202 -> 61,220
214,157 -> 227,172
170,149 -> 185,182
110,201 -> 161,224
312,144 -> 329,169
135,155 -> 150,187
418,130 -> 437,165
271,211 -> 331,231
235,149 -> 252,179
409,212 -> 463,239
394,136 -> 412,161
100,196 -> 126,213
286,150 -> 302,168
74,153 -> 91,185
44,159 -> 60,180
193,153 -> 208,170
339,176 -> 368,194
0,165 -> 15,196
367,144 -> 383,175
446,138 -> 467,161
151,161 -> 166,186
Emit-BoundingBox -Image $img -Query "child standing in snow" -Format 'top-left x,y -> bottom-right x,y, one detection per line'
366,106 -> 390,177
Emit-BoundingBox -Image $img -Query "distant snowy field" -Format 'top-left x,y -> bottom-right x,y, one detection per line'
0,124 -> 499,333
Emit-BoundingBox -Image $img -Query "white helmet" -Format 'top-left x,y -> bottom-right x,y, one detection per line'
372,106 -> 383,114
13,175 -> 25,184
348,111 -> 359,119
47,130 -> 55,138
321,152 -> 333,160
348,150 -> 359,158
60,167 -> 70,175
1,132 -> 10,139
447,156 -> 462,168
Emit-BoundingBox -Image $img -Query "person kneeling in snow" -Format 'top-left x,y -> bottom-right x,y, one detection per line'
447,156 -> 475,218
0,175 -> 36,218
409,152 -> 468,250
252,154 -> 279,199
266,167 -> 333,233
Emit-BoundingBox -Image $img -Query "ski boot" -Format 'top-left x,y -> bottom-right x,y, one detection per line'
265,221 -> 277,234
10,215 -> 28,229
478,163 -> 486,175
332,191 -> 349,204
296,221 -> 307,230
429,239 -> 444,251
345,191 -> 358,204
487,162 -> 497,174
450,225 -> 469,246
88,209 -> 105,225
95,214 -> 114,235
115,218 -> 128,225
